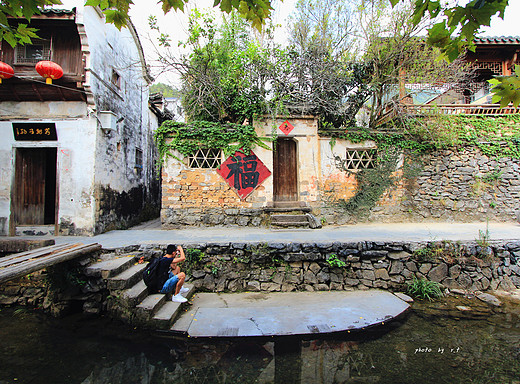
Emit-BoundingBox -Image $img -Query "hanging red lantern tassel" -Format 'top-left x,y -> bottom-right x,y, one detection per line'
35,60 -> 63,84
0,61 -> 14,84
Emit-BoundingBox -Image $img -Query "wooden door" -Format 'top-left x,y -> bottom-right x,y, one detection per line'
273,138 -> 298,201
13,148 -> 56,226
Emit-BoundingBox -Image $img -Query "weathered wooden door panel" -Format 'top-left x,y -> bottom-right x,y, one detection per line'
13,148 -> 56,225
273,138 -> 298,201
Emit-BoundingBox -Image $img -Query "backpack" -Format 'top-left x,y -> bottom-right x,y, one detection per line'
142,258 -> 161,292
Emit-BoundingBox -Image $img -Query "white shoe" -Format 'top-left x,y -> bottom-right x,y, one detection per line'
171,294 -> 187,303
180,287 -> 189,295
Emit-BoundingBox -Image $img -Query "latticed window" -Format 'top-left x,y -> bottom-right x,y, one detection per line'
15,39 -> 51,64
472,61 -> 502,76
344,149 -> 377,170
188,148 -> 221,169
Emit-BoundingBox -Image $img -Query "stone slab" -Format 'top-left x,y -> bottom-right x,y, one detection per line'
176,290 -> 409,338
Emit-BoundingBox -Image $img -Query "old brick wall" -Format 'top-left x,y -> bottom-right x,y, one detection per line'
160,116 -> 520,227
161,167 -> 269,227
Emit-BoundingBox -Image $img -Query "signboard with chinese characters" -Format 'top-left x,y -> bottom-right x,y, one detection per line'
217,150 -> 271,200
12,123 -> 58,141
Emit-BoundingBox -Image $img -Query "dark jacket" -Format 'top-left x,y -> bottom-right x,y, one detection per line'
157,257 -> 172,290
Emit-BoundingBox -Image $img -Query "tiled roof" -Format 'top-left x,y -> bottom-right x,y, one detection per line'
474,36 -> 520,44
41,8 -> 75,15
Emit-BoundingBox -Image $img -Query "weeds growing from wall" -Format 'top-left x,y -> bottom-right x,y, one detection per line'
407,277 -> 444,301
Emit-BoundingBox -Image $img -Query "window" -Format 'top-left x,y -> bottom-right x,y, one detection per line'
343,149 -> 377,171
15,39 -> 51,64
111,69 -> 121,89
135,148 -> 143,176
188,148 -> 221,169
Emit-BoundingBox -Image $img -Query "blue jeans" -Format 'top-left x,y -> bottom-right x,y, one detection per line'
160,272 -> 179,294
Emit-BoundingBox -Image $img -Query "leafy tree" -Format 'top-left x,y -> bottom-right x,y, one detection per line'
358,0 -> 471,129
150,82 -> 178,98
0,0 -> 61,47
283,0 -> 372,127
390,0 -> 519,107
0,0 -> 275,47
175,10 -> 270,123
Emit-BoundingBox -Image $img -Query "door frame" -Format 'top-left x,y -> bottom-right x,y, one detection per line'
9,143 -> 59,236
273,136 -> 299,202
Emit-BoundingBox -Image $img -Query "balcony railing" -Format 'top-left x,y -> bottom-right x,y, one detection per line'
377,103 -> 520,125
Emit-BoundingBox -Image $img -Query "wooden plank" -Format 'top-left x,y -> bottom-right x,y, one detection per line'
0,243 -> 101,284
0,243 -> 75,267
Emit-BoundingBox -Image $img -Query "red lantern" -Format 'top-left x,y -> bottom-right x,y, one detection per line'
35,60 -> 63,84
0,61 -> 14,84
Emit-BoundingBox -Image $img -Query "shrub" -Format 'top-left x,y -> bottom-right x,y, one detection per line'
407,277 -> 444,301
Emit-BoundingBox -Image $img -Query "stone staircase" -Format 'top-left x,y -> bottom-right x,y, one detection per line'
265,201 -> 322,229
84,254 -> 194,330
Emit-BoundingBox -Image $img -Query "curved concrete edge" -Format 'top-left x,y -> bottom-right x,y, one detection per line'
168,290 -> 411,339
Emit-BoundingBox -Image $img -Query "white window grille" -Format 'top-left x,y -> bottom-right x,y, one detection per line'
188,148 -> 221,169
344,149 -> 377,170
15,39 -> 51,64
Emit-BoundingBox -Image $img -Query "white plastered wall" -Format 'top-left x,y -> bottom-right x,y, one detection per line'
0,102 -> 96,235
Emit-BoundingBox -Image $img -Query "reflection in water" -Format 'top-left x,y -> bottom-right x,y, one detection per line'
1,296 -> 519,384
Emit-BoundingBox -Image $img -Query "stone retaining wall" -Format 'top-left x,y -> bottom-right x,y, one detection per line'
2,240 -> 519,317
174,240 -> 520,293
320,148 -> 520,225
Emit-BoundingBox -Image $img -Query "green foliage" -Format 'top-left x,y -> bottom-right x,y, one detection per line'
1,0 -> 274,47
391,0 -> 515,108
326,254 -> 346,268
407,277 -> 444,301
489,65 -> 520,108
0,0 -> 58,47
154,120 -> 271,166
334,147 -> 400,217
150,82 -> 178,98
409,115 -> 520,158
180,11 -> 270,124
184,248 -> 205,277
392,0 -> 508,62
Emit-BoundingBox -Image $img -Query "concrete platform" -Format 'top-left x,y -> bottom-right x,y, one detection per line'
170,290 -> 410,338
12,221 -> 517,250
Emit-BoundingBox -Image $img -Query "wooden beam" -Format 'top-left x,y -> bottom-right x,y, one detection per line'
0,243 -> 101,284
0,243 -> 78,268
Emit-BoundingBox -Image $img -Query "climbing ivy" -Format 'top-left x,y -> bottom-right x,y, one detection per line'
154,120 -> 272,166
333,147 -> 400,217
327,115 -> 520,159
325,115 -> 520,216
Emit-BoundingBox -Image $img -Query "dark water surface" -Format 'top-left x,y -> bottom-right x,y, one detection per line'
1,295 -> 519,384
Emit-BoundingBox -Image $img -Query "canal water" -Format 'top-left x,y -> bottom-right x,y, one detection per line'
1,295 -> 519,384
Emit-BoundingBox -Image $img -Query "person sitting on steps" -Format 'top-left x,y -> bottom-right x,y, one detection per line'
158,244 -> 189,303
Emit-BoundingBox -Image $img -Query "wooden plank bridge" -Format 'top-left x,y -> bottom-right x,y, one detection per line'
0,242 -> 101,284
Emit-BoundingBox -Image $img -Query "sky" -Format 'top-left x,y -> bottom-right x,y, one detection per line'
58,0 -> 520,86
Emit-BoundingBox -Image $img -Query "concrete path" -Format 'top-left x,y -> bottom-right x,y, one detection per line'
170,290 -> 410,338
14,220 -> 520,249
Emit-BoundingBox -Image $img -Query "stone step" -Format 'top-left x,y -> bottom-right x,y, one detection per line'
152,284 -> 195,330
271,214 -> 310,227
266,201 -> 308,209
264,206 -> 312,213
120,280 -> 149,308
135,293 -> 168,323
85,255 -> 136,279
107,262 -> 148,290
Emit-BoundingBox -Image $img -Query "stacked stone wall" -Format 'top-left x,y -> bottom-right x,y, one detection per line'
319,148 -> 520,224
161,240 -> 520,293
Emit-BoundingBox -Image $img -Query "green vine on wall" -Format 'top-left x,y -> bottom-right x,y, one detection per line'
325,115 -> 520,216
154,120 -> 272,166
